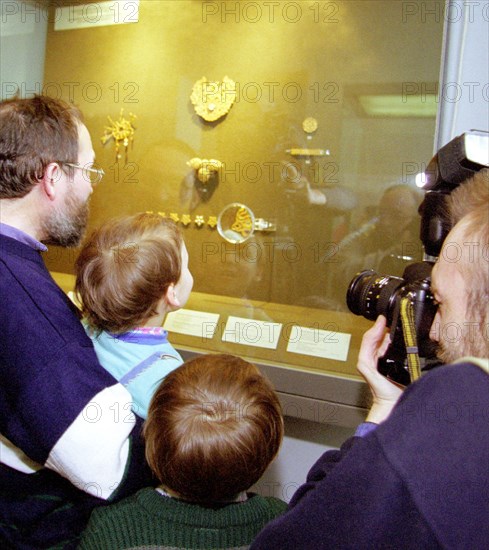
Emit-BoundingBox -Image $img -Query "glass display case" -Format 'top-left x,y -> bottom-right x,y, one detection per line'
42,0 -> 445,425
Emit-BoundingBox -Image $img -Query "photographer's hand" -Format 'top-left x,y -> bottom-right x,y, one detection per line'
357,315 -> 404,424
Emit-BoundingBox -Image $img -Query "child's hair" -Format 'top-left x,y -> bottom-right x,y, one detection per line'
75,212 -> 183,333
143,353 -> 284,504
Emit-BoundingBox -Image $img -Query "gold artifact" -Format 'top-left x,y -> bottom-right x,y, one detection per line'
190,76 -> 236,122
101,109 -> 136,163
286,148 -> 330,157
302,117 -> 318,134
187,157 -> 223,183
145,209 -> 273,240
231,207 -> 253,237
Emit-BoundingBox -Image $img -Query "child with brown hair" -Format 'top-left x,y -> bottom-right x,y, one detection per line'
79,353 -> 286,550
75,212 -> 193,419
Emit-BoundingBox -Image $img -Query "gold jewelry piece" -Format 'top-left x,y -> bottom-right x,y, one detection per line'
286,148 -> 330,157
207,216 -> 217,228
231,207 -> 253,237
302,117 -> 318,134
190,76 -> 236,122
101,109 -> 136,164
181,214 -> 192,226
187,158 -> 223,183
194,215 -> 205,227
169,213 -> 179,223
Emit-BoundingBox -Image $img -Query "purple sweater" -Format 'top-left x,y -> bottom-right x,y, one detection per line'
251,361 -> 489,549
0,233 -> 152,549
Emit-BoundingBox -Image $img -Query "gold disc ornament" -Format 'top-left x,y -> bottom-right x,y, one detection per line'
302,117 -> 318,134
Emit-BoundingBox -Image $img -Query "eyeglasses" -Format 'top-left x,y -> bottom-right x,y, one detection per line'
62,162 -> 105,184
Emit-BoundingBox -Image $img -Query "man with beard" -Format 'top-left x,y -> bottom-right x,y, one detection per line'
0,96 -> 151,549
251,169 -> 489,550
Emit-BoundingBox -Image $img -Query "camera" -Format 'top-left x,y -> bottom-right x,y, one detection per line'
347,265 -> 438,386
347,130 -> 489,385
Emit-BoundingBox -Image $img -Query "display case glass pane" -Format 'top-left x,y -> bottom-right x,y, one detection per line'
41,0 -> 445,379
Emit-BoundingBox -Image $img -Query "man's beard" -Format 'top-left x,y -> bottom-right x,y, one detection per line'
435,321 -> 488,364
41,191 -> 89,247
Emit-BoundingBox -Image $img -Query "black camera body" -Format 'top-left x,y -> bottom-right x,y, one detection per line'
347,265 -> 439,386
347,130 -> 488,385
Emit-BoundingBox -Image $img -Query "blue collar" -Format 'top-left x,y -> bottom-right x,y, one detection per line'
0,223 -> 47,252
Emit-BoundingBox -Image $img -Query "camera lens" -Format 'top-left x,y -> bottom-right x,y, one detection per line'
346,270 -> 405,323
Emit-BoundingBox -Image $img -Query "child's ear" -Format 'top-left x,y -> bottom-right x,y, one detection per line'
165,283 -> 181,309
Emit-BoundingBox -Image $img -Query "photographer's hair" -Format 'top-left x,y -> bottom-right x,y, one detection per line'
0,95 -> 83,199
457,203 -> 489,354
448,168 -> 489,352
144,354 -> 284,504
448,168 -> 489,226
75,212 -> 183,334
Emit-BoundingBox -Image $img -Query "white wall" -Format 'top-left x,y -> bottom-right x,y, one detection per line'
435,0 -> 489,149
252,418 -> 355,502
0,0 -> 48,100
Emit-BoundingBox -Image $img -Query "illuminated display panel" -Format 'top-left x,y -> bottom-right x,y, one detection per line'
42,0 -> 444,382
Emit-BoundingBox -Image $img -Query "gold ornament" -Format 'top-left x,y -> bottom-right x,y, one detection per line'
287,148 -> 330,157
144,210 -> 273,236
190,76 -> 236,122
302,117 -> 318,134
181,214 -> 192,226
231,207 -> 253,238
101,109 -> 136,163
187,157 -> 223,183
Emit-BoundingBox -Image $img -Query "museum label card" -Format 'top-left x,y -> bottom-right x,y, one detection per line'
55,1 -> 139,31
286,326 -> 351,361
163,309 -> 219,339
222,316 -> 282,350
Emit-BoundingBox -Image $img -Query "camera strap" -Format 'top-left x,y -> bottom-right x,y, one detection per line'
400,296 -> 422,383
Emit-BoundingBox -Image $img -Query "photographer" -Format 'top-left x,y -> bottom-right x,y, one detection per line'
251,168 -> 488,550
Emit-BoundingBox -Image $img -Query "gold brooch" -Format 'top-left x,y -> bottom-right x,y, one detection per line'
101,109 -> 136,163
190,76 -> 236,122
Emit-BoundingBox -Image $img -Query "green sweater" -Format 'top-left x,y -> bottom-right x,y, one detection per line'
78,488 -> 287,550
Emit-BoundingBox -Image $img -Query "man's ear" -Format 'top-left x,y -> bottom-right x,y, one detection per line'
40,163 -> 62,201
